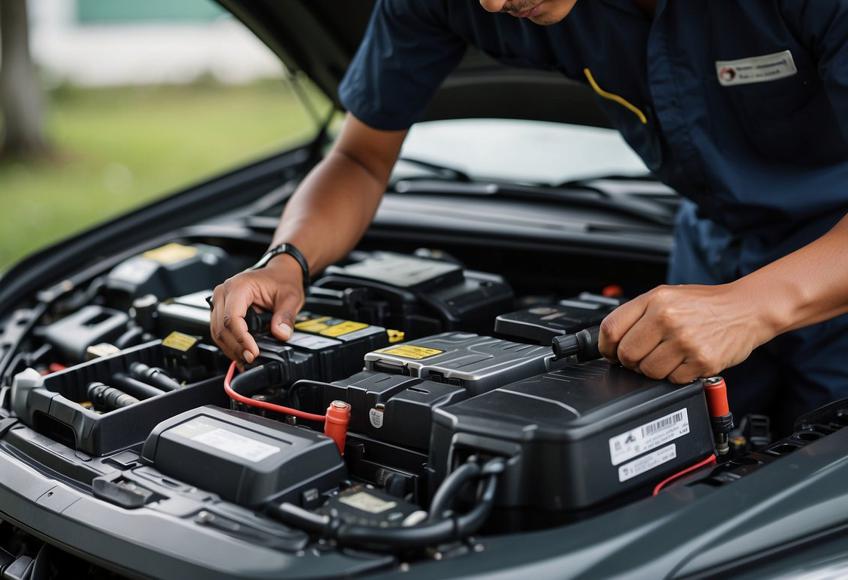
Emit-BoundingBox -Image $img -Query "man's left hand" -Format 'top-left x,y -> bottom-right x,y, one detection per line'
598,283 -> 777,384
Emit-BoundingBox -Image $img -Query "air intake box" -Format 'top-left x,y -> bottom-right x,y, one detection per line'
429,361 -> 714,517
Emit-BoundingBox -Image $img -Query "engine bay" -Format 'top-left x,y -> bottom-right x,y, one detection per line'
1,239 -> 845,577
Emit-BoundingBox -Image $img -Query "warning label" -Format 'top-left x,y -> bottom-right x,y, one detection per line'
609,408 -> 690,466
378,345 -> 444,360
296,315 -> 370,338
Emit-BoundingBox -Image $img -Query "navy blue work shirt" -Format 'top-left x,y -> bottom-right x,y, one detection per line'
339,0 -> 848,281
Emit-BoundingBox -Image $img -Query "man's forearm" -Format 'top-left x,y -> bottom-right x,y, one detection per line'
735,212 -> 848,336
270,148 -> 388,273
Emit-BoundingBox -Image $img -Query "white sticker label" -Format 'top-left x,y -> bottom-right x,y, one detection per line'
185,426 -> 279,463
618,444 -> 677,482
339,491 -> 396,514
716,50 -> 797,86
285,331 -> 341,350
369,407 -> 385,429
609,408 -> 689,466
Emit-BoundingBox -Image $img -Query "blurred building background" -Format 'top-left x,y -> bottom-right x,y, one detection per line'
1,0 -> 326,271
29,0 -> 283,86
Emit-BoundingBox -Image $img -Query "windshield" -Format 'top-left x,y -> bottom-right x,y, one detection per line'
396,118 -> 648,185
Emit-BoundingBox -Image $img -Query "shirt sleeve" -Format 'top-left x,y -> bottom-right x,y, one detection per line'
784,1 -> 848,141
338,0 -> 467,131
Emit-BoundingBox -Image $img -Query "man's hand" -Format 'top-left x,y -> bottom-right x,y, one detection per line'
210,255 -> 304,364
598,283 -> 778,384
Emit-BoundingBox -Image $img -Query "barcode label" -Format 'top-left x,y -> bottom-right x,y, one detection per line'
642,411 -> 685,437
618,444 -> 677,482
609,408 -> 690,466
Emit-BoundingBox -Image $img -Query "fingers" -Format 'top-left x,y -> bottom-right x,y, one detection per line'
616,313 -> 664,370
270,292 -> 303,342
637,341 -> 685,380
668,362 -> 703,385
210,281 -> 258,363
598,293 -> 650,361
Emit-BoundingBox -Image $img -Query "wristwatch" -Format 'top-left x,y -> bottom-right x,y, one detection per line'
251,242 -> 310,293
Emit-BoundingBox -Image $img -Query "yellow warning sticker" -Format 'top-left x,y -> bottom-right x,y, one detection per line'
296,316 -> 371,337
387,329 -> 406,344
321,321 -> 368,337
379,345 -> 443,360
143,243 -> 198,265
163,331 -> 198,352
295,316 -> 331,333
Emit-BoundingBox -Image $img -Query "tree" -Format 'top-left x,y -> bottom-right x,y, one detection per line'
0,0 -> 49,160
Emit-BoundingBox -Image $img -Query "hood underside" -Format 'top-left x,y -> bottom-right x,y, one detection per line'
217,0 -> 611,128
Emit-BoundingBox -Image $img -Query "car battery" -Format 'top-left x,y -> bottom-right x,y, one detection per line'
308,371 -> 467,451
142,406 -> 345,507
150,292 -> 388,384
363,332 -> 555,396
308,252 -> 514,337
257,312 -> 388,382
495,293 -> 620,345
428,360 -> 715,518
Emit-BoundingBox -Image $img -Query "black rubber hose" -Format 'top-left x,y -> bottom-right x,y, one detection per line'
87,382 -> 139,410
265,502 -> 333,535
337,474 -> 500,549
336,518 -> 457,548
111,374 -> 165,400
267,458 -> 504,552
229,364 -> 273,397
129,362 -> 181,392
427,462 -> 482,522
114,326 -> 144,349
455,474 -> 498,535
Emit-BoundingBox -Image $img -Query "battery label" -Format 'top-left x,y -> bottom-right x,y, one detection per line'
618,444 -> 677,482
338,491 -> 397,514
171,419 -> 279,463
378,345 -> 444,360
609,408 -> 690,466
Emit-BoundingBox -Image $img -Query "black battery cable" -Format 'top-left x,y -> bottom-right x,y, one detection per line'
266,456 -> 506,551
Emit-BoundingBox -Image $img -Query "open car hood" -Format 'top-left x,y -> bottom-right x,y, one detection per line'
217,0 -> 611,127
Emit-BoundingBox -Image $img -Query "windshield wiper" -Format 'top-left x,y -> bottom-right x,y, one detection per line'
389,178 -> 676,227
394,156 -> 473,182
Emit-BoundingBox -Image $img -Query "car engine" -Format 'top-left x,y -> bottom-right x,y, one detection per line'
0,240 -> 836,575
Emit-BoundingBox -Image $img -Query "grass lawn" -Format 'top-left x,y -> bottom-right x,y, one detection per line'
0,81 -> 324,270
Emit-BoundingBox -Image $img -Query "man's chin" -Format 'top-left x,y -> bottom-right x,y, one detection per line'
527,0 -> 577,25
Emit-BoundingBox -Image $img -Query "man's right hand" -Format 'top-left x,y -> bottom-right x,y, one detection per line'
210,254 -> 305,364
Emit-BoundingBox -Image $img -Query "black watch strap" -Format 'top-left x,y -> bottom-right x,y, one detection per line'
251,242 -> 310,292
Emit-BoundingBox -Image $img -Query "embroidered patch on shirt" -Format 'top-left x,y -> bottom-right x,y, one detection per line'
716,50 -> 797,86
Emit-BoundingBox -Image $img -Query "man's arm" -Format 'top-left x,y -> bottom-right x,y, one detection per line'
599,212 -> 848,384
210,114 -> 407,364
600,2 -> 848,384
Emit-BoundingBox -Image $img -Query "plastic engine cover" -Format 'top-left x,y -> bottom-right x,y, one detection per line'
429,360 -> 714,514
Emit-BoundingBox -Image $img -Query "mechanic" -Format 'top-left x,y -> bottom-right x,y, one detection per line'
211,0 -> 848,432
